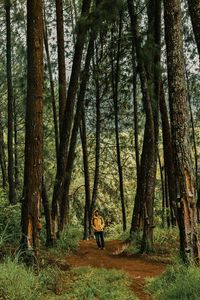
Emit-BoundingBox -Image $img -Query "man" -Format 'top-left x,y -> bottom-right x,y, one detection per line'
92,209 -> 105,249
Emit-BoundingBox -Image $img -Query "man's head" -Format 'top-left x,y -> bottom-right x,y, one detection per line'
94,209 -> 99,216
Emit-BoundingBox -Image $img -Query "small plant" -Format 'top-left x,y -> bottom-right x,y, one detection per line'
146,263 -> 200,300
153,227 -> 179,254
0,199 -> 21,244
54,224 -> 82,254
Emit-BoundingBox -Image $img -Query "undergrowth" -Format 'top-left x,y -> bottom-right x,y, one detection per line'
50,225 -> 82,254
146,262 -> 200,300
0,256 -> 138,300
0,256 -> 40,300
62,266 -> 137,300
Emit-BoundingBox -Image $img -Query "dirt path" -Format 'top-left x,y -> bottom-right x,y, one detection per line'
67,240 -> 166,300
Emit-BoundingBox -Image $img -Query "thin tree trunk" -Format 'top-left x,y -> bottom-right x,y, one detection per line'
59,36 -> 95,232
5,0 -> 16,204
21,0 -> 43,256
133,70 -> 139,179
55,0 -> 67,134
13,96 -> 19,187
158,152 -> 165,228
186,71 -> 200,221
160,83 -> 177,226
80,108 -> 91,240
164,168 -> 171,228
187,0 -> 200,59
89,53 -> 101,234
0,112 -> 7,188
42,179 -> 53,246
51,0 -> 91,237
111,13 -> 127,232
43,7 -> 59,159
164,0 -> 200,263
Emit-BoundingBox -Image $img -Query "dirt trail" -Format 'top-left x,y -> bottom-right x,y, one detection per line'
67,240 -> 166,300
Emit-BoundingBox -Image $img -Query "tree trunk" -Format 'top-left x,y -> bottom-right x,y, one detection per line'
14,96 -> 19,187
187,0 -> 200,59
158,152 -> 166,228
43,7 -> 59,159
186,71 -> 200,222
80,108 -> 91,240
128,0 -> 159,253
51,0 -> 91,237
111,13 -> 127,232
0,112 -> 7,188
42,179 -> 53,246
164,0 -> 200,263
59,36 -> 95,232
5,0 -> 16,204
55,0 -> 67,134
132,67 -> 139,179
21,0 -> 43,256
89,52 -> 101,234
160,83 -> 177,226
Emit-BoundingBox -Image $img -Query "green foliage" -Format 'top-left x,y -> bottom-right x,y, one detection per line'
105,222 -> 130,241
153,227 -> 179,255
53,225 -> 82,254
0,198 -> 21,244
146,263 -> 200,300
0,257 -> 40,300
63,266 -> 137,300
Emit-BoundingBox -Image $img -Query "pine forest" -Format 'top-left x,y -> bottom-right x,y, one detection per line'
0,0 -> 200,299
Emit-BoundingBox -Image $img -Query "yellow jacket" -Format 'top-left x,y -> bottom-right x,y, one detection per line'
92,215 -> 105,232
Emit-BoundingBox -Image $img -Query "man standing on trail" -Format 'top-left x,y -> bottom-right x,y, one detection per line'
92,210 -> 105,250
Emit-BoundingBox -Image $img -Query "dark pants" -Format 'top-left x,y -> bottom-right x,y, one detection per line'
94,231 -> 105,249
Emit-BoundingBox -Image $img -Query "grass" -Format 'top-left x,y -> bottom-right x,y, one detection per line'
62,266 -> 137,300
146,262 -> 200,300
48,224 -> 82,255
0,256 -> 40,300
0,255 -> 137,300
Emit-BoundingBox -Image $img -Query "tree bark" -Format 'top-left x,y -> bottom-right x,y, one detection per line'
89,51 -> 101,234
0,112 -> 7,188
21,0 -> 43,256
80,108 -> 91,240
111,13 -> 127,232
164,0 -> 200,263
59,36 -> 95,232
187,0 -> 200,60
5,0 -> 16,204
128,0 -> 159,253
160,83 -> 177,226
42,179 -> 53,246
14,96 -> 19,187
51,0 -> 92,236
43,7 -> 59,160
55,0 -> 67,134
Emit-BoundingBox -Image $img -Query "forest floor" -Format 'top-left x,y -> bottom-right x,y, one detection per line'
66,239 -> 168,300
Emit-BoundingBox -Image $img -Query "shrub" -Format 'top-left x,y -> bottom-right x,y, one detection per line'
0,257 -> 40,300
153,227 -> 179,254
146,263 -> 200,300
0,198 -> 21,244
54,224 -> 82,254
105,223 -> 130,241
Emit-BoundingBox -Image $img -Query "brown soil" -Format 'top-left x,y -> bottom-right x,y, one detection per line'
67,240 -> 167,300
